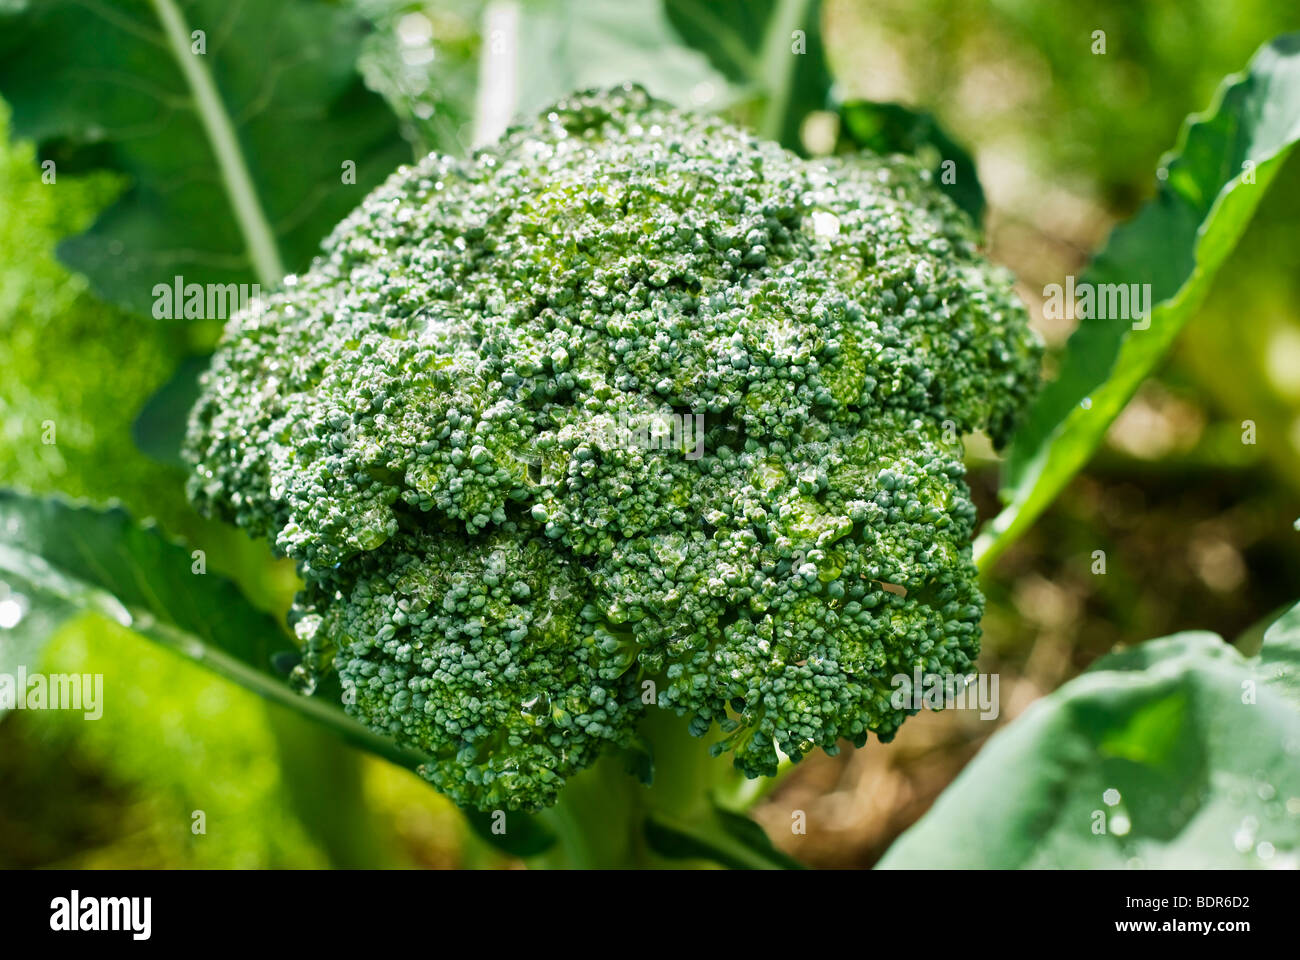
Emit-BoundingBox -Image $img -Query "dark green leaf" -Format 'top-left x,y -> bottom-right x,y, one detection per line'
666,0 -> 830,151
878,604 -> 1300,868
131,353 -> 210,468
710,806 -> 805,869
978,33 -> 1300,567
0,0 -> 409,314
0,490 -> 426,770
619,735 -> 656,787
462,807 -> 558,858
837,100 -> 984,222
645,804 -> 804,869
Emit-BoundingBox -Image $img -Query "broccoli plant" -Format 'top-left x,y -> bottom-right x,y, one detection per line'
4,0 -> 1300,871
182,86 -> 1041,814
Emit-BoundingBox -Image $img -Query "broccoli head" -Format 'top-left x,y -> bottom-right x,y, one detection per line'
184,85 -> 1041,811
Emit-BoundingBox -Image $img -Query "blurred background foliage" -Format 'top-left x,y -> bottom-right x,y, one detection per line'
2,0 -> 1300,868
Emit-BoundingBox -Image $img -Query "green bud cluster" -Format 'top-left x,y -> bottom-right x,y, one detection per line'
185,85 -> 1040,810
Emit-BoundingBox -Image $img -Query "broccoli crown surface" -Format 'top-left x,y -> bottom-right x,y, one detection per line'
185,85 -> 1040,811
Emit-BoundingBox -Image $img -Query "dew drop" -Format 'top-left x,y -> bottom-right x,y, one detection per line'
0,596 -> 24,629
289,664 -> 317,696
810,210 -> 841,238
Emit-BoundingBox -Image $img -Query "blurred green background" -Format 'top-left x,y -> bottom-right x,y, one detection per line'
3,0 -> 1300,868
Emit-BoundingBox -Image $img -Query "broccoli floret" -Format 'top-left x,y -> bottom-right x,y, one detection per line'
291,532 -> 641,811
185,85 -> 1040,811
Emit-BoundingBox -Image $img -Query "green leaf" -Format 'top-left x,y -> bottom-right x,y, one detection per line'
878,604 -> 1300,868
462,807 -> 557,858
471,0 -> 828,153
645,804 -> 804,869
477,0 -> 830,153
0,0 -> 409,314
618,734 -> 656,787
0,577 -> 70,720
1259,602 -> 1300,709
353,0 -> 482,158
836,100 -> 985,222
0,495 -> 554,859
131,353 -> 210,468
0,490 -> 426,770
474,0 -> 726,147
666,0 -> 830,151
977,33 -> 1300,568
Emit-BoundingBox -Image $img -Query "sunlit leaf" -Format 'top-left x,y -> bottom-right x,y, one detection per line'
666,0 -> 830,151
879,603 -> 1300,868
978,33 -> 1300,567
0,490 -> 425,769
473,0 -> 726,146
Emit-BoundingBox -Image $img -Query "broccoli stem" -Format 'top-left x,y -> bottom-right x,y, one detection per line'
269,707 -> 402,868
532,708 -> 759,869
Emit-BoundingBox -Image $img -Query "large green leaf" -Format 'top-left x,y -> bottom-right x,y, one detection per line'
474,0 -> 726,146
977,33 -> 1300,567
353,0 -> 483,158
475,0 -> 827,154
0,0 -> 409,314
0,490 -> 424,768
878,604 -> 1300,868
666,0 -> 829,150
0,490 -> 563,856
